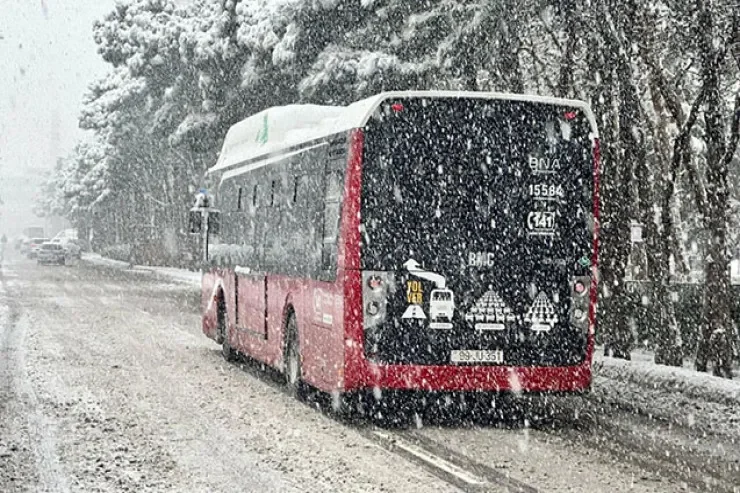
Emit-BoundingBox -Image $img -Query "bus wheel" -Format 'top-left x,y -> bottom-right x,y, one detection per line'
284,313 -> 305,399
218,298 -> 236,362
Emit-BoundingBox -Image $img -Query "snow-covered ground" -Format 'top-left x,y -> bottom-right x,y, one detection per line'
5,254 -> 719,492
3,252 -> 738,492
81,253 -> 201,287
596,350 -> 739,406
591,350 -> 740,448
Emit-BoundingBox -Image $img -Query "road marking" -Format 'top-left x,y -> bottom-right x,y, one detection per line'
372,430 -> 488,486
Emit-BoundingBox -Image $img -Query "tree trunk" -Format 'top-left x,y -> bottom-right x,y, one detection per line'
652,90 -> 707,366
556,0 -> 577,99
587,10 -> 633,359
634,5 -> 687,366
695,1 -> 733,378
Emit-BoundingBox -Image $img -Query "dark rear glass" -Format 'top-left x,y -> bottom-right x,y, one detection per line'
360,97 -> 594,272
359,96 -> 596,366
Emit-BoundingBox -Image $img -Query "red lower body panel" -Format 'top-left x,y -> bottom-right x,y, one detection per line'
352,361 -> 591,393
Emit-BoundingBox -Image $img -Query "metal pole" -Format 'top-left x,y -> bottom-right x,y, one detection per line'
203,210 -> 209,265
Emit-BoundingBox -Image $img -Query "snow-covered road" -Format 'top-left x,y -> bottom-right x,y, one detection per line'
1,254 -> 737,492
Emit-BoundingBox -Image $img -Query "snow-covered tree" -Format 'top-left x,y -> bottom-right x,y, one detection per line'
44,0 -> 740,370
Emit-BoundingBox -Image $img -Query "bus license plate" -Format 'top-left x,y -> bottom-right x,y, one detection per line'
450,350 -> 504,364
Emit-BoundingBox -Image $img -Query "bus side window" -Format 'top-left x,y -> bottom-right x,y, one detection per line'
321,169 -> 343,275
302,155 -> 325,277
280,172 -> 302,275
251,169 -> 269,271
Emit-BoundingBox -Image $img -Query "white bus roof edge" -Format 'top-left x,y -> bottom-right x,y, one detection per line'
207,91 -> 599,176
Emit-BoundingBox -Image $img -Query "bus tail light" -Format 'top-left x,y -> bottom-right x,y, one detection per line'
570,276 -> 591,332
362,271 -> 394,330
574,280 -> 587,296
367,274 -> 384,291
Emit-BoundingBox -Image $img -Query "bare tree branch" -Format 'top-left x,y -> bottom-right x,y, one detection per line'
673,86 -> 709,217
536,8 -> 563,53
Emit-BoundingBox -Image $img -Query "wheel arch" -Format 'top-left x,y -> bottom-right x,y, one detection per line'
215,287 -> 227,344
282,302 -> 297,347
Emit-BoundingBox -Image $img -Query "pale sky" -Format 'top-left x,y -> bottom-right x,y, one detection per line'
0,0 -> 116,235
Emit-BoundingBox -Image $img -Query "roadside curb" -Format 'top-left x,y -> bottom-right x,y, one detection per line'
593,354 -> 740,407
80,254 -> 201,289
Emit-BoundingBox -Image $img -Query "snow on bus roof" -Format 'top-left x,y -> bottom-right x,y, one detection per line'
207,90 -> 598,175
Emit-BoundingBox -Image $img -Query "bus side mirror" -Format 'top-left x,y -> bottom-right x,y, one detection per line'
188,210 -> 203,235
208,211 -> 220,236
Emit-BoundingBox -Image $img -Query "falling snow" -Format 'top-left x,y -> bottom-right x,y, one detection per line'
1,1 -> 740,492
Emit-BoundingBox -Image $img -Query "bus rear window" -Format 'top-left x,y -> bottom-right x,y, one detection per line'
360,97 -> 595,272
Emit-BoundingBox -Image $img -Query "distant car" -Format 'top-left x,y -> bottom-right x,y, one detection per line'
28,238 -> 50,259
37,243 -> 66,265
51,237 -> 83,259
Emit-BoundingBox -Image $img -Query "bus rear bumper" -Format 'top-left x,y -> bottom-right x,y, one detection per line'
348,361 -> 592,394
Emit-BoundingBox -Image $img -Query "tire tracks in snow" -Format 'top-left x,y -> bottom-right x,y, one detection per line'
0,264 -> 70,493
360,427 -> 539,493
218,354 -> 540,493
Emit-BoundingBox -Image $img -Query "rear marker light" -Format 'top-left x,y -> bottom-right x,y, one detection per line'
391,103 -> 404,112
366,301 -> 380,316
564,111 -> 577,120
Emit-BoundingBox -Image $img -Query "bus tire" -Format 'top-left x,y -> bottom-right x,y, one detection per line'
218,297 -> 236,362
284,312 -> 305,399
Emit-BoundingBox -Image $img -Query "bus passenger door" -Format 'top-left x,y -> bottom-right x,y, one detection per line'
305,152 -> 346,388
235,268 -> 267,340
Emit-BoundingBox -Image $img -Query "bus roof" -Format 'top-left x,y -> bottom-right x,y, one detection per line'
208,91 -> 598,175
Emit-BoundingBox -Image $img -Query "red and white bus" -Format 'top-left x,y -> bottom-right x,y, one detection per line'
193,91 -> 600,406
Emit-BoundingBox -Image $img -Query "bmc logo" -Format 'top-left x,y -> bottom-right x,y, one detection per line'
469,252 -> 495,268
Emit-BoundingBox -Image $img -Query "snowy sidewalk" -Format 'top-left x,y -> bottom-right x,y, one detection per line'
81,253 -> 201,288
592,350 -> 739,440
594,350 -> 739,406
